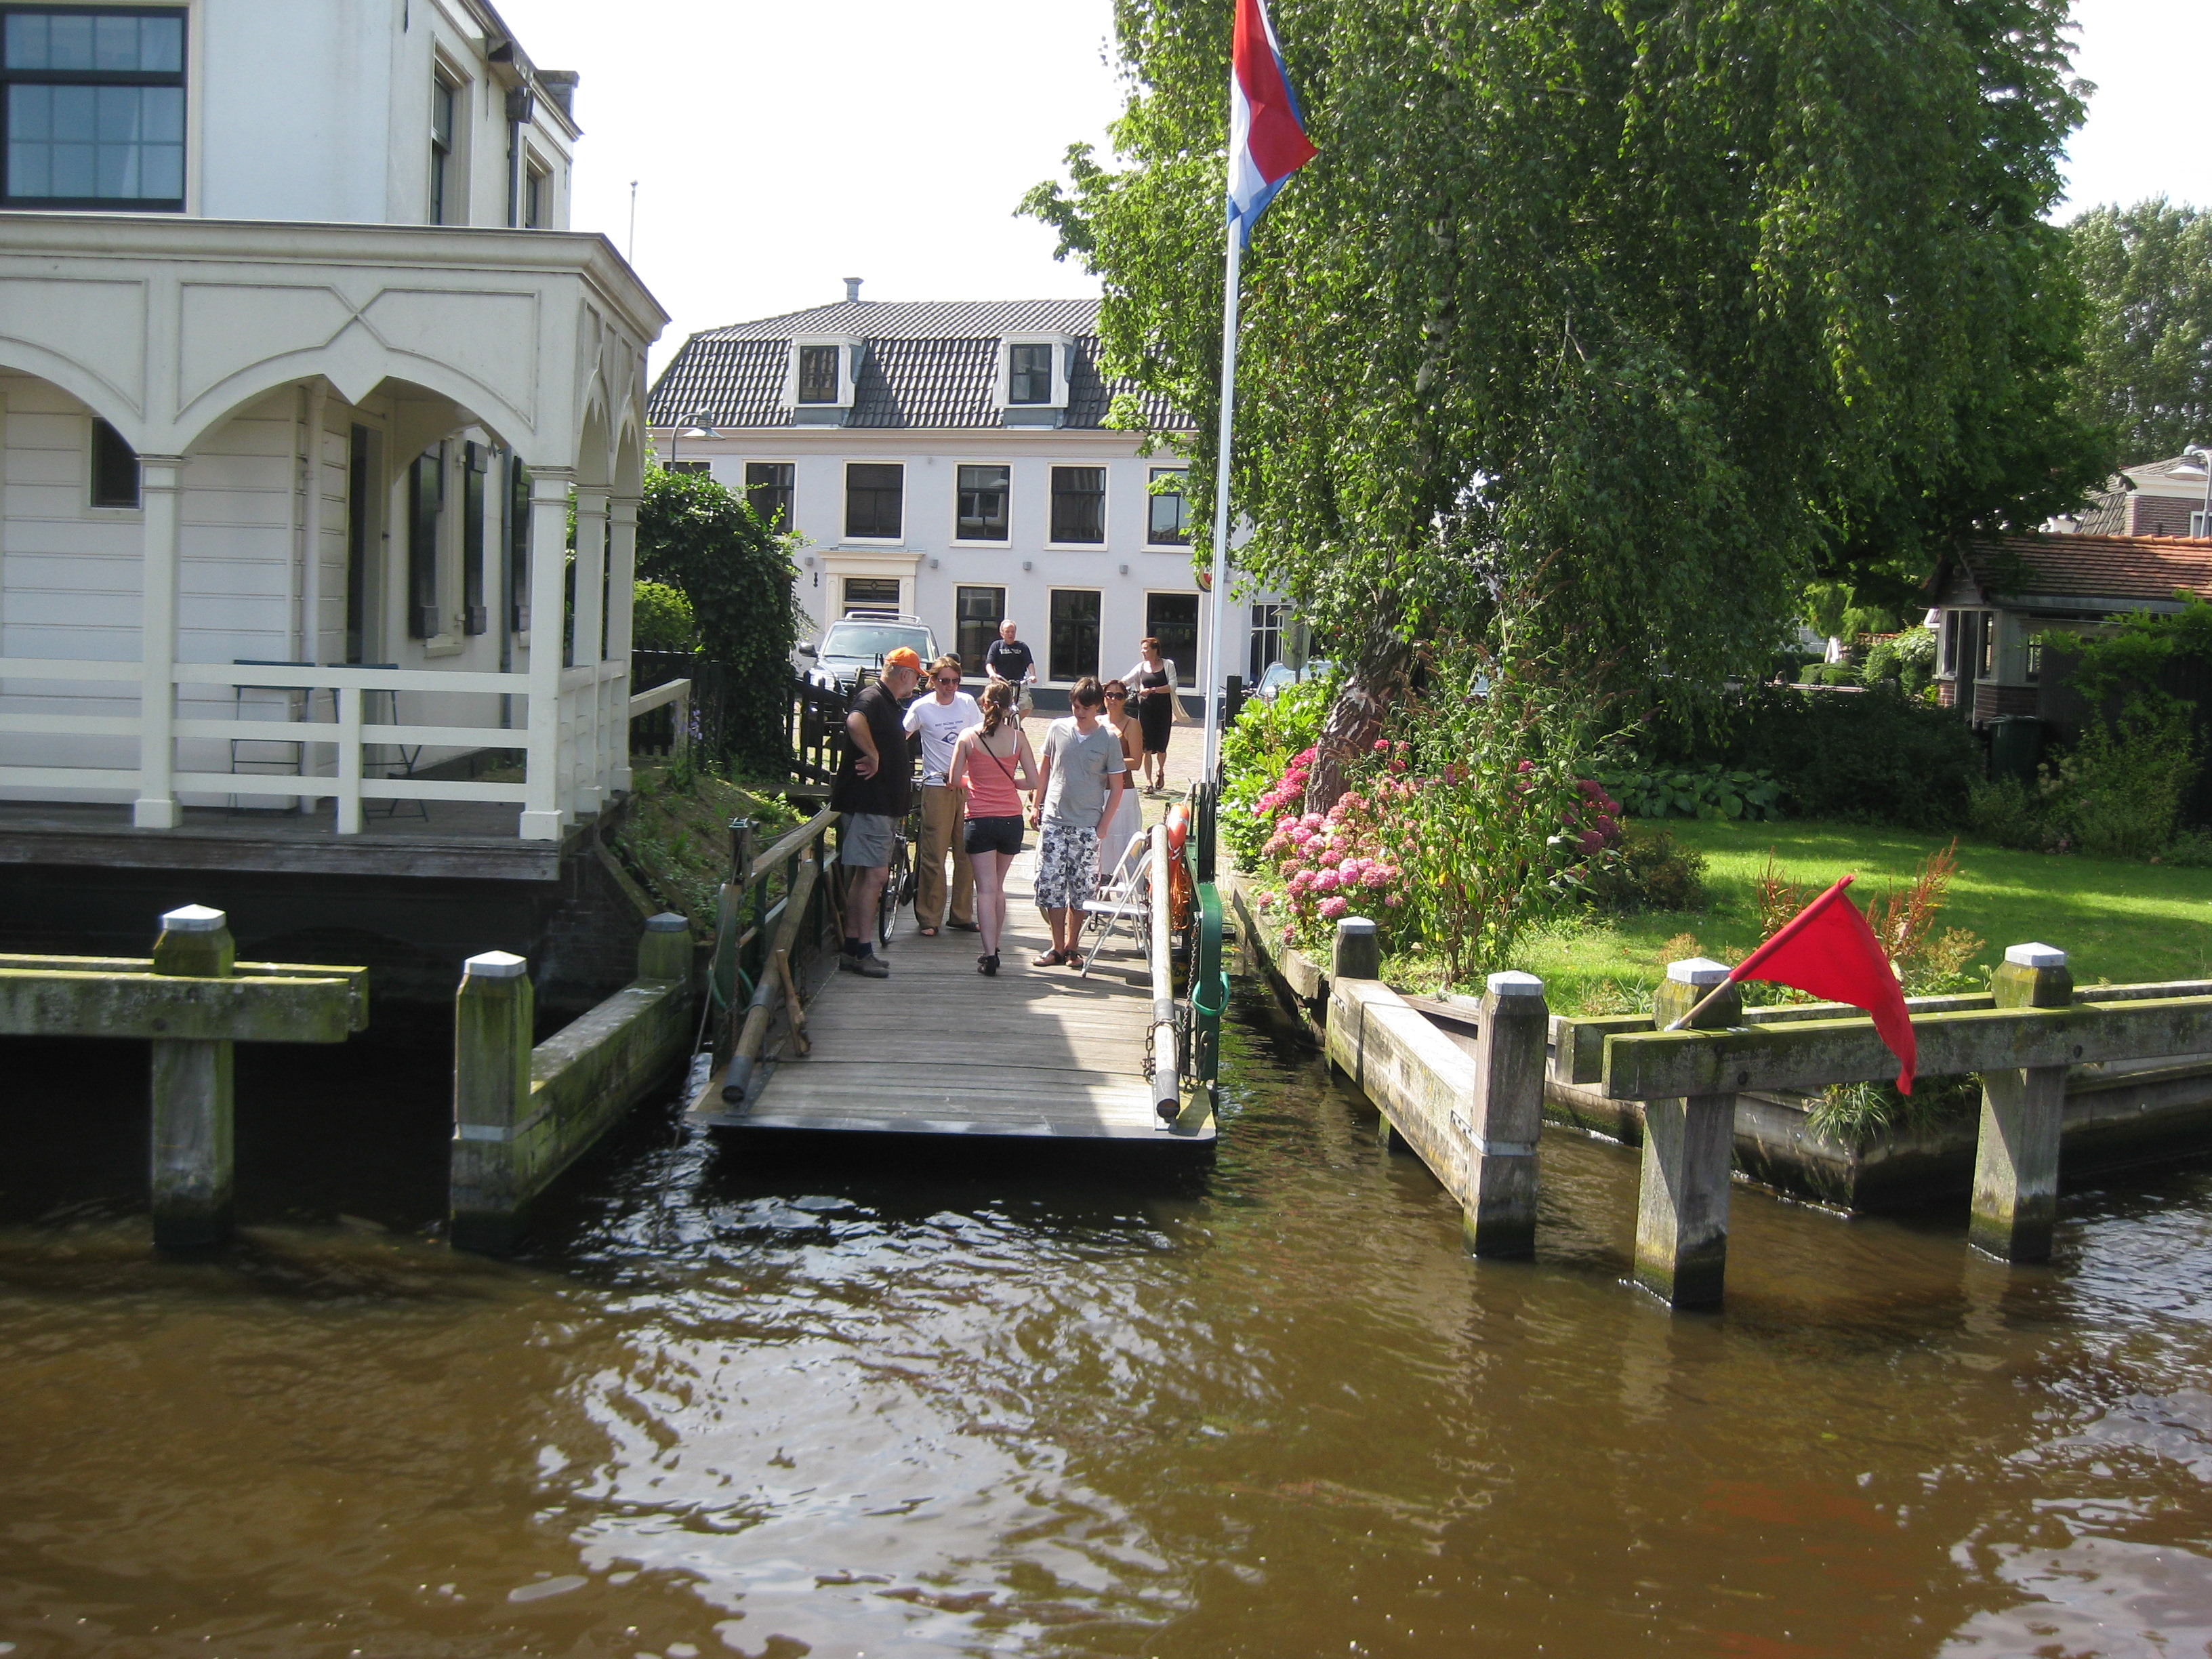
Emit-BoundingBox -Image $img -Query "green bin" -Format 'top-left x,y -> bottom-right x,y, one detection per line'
1987,714 -> 2041,783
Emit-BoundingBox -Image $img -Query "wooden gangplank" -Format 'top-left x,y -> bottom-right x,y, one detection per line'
691,848 -> 1214,1146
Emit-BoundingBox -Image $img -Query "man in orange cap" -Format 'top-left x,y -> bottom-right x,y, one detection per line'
830,646 -> 922,976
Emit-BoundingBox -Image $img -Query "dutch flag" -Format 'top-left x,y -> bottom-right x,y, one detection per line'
1226,0 -> 1317,247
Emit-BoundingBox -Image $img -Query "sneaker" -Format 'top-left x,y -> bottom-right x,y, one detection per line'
840,949 -> 890,978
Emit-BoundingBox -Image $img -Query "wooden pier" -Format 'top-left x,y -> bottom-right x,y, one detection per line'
693,842 -> 1215,1147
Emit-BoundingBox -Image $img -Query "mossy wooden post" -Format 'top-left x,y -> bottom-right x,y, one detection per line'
1331,918 -> 1397,1147
1332,916 -> 1380,983
1970,943 -> 2074,1263
149,904 -> 236,1251
638,912 -> 692,984
451,950 -> 533,1251
1635,958 -> 1742,1308
1465,970 -> 1549,1257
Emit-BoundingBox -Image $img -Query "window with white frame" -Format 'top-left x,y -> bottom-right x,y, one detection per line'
956,586 -> 1004,673
523,159 -> 548,228
3,7 -> 186,210
1049,589 -> 1101,681
745,462 -> 794,528
2194,510 -> 2209,538
957,464 -> 1010,541
797,344 -> 840,405
1008,345 -> 1052,405
1147,466 -> 1190,546
429,72 -> 459,224
1050,466 -> 1105,544
89,417 -> 138,508
845,463 -> 903,540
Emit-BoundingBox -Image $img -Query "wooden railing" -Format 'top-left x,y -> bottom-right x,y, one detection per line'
716,808 -> 841,1102
0,655 -> 630,836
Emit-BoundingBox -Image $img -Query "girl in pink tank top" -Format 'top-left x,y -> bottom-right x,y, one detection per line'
947,680 -> 1038,975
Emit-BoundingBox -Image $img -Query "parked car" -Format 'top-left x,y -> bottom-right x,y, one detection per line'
798,615 -> 941,695
1253,658 -> 1334,701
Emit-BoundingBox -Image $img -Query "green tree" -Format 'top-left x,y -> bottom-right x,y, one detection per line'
634,465 -> 800,774
1025,0 -> 2102,785
2067,199 -> 2212,465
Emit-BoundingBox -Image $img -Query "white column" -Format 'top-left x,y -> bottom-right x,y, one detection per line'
519,466 -> 573,840
134,454 -> 187,830
571,486 -> 609,816
606,492 -> 640,794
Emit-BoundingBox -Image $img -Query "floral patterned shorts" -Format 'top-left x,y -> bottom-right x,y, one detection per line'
1033,823 -> 1100,910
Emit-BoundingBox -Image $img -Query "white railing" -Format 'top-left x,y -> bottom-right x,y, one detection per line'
0,656 -> 628,838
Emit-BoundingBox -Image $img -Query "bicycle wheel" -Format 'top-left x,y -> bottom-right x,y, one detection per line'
878,842 -> 907,945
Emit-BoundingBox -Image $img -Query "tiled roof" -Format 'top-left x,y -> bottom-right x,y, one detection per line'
1954,533 -> 2212,606
646,298 -> 1189,432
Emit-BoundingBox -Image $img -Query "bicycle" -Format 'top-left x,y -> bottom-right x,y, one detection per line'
877,802 -> 920,946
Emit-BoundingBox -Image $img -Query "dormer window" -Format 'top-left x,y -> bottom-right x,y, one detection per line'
797,344 -> 840,405
998,336 -> 1072,426
786,336 -> 862,424
1008,344 -> 1052,405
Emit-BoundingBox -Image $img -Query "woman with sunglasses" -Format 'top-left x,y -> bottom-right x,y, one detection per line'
1095,680 -> 1146,886
945,678 -> 1038,975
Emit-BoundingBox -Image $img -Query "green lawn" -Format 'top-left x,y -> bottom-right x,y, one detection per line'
1489,818 -> 2212,1015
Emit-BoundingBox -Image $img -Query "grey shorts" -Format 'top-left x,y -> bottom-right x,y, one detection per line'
838,812 -> 897,868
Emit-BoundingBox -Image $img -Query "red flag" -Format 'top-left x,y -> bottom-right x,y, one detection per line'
1729,874 -> 1917,1093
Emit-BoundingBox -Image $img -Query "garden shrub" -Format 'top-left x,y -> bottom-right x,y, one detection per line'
632,580 -> 697,652
1221,674 -> 1335,864
1966,776 -> 2046,849
1725,682 -> 1982,830
1860,628 -> 1938,697
1584,825 -> 1707,912
1597,761 -> 1781,821
2041,699 -> 2201,860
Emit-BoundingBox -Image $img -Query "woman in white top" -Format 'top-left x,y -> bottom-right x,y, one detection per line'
1123,637 -> 1176,794
1094,680 -> 1147,886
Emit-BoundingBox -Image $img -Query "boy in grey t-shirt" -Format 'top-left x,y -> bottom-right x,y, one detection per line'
1026,676 -> 1126,967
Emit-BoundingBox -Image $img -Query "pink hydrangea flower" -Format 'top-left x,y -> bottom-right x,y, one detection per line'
1319,896 -> 1350,920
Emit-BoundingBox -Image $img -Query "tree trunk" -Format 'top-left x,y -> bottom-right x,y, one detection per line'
1305,619 -> 1413,816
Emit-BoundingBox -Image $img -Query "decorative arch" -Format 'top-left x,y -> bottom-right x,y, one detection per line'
171,350 -> 539,459
0,344 -> 150,449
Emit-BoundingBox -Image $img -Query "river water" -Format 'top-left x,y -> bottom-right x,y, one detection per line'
4,994 -> 2211,1658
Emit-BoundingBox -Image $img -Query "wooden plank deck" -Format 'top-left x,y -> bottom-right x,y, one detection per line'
693,844 -> 1214,1147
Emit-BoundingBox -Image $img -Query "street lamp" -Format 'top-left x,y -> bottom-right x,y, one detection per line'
2185,445 -> 2212,539
668,409 -> 714,471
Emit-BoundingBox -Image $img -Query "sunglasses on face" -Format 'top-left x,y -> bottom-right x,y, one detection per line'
935,676 -> 960,687
1104,691 -> 1126,699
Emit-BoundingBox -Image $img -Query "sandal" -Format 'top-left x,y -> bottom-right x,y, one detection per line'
978,953 -> 999,977
918,926 -> 939,938
1033,948 -> 1067,968
1065,950 -> 1086,970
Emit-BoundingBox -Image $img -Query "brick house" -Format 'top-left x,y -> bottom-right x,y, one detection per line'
1931,533 -> 2212,726
2049,454 -> 2212,539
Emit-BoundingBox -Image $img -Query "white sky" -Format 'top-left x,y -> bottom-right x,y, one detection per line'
492,0 -> 2200,375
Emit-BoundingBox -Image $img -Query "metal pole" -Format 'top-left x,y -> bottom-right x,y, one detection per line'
1201,230 -> 1245,789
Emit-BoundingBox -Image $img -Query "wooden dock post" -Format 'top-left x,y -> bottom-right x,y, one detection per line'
450,949 -> 533,1250
1464,970 -> 1549,1257
148,904 -> 237,1251
1635,958 -> 1742,1307
1970,943 -> 2074,1263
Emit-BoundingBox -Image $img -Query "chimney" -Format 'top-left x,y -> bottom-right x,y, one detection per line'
844,277 -> 863,304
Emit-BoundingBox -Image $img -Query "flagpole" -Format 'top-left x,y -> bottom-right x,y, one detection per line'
1202,228 -> 1244,789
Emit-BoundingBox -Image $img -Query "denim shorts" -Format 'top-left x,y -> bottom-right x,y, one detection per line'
964,815 -> 1025,857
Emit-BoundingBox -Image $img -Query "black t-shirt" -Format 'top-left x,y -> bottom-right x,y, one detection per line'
985,638 -> 1035,682
831,682 -> 913,817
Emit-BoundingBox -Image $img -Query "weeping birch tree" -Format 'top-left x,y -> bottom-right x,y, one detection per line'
1025,0 -> 2109,798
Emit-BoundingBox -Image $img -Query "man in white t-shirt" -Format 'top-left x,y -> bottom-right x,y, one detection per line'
902,655 -> 982,936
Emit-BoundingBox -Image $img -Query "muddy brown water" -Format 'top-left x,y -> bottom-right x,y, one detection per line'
3,994 -> 2211,1658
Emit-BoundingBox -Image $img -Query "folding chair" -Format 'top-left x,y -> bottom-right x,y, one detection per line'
357,664 -> 428,821
226,659 -> 316,813
1078,825 -> 1154,979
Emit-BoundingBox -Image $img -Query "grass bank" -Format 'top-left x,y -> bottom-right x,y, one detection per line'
612,762 -> 802,924
1418,819 -> 2212,1014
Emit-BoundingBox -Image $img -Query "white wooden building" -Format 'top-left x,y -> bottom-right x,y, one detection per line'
648,293 -> 1291,708
0,0 -> 665,842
